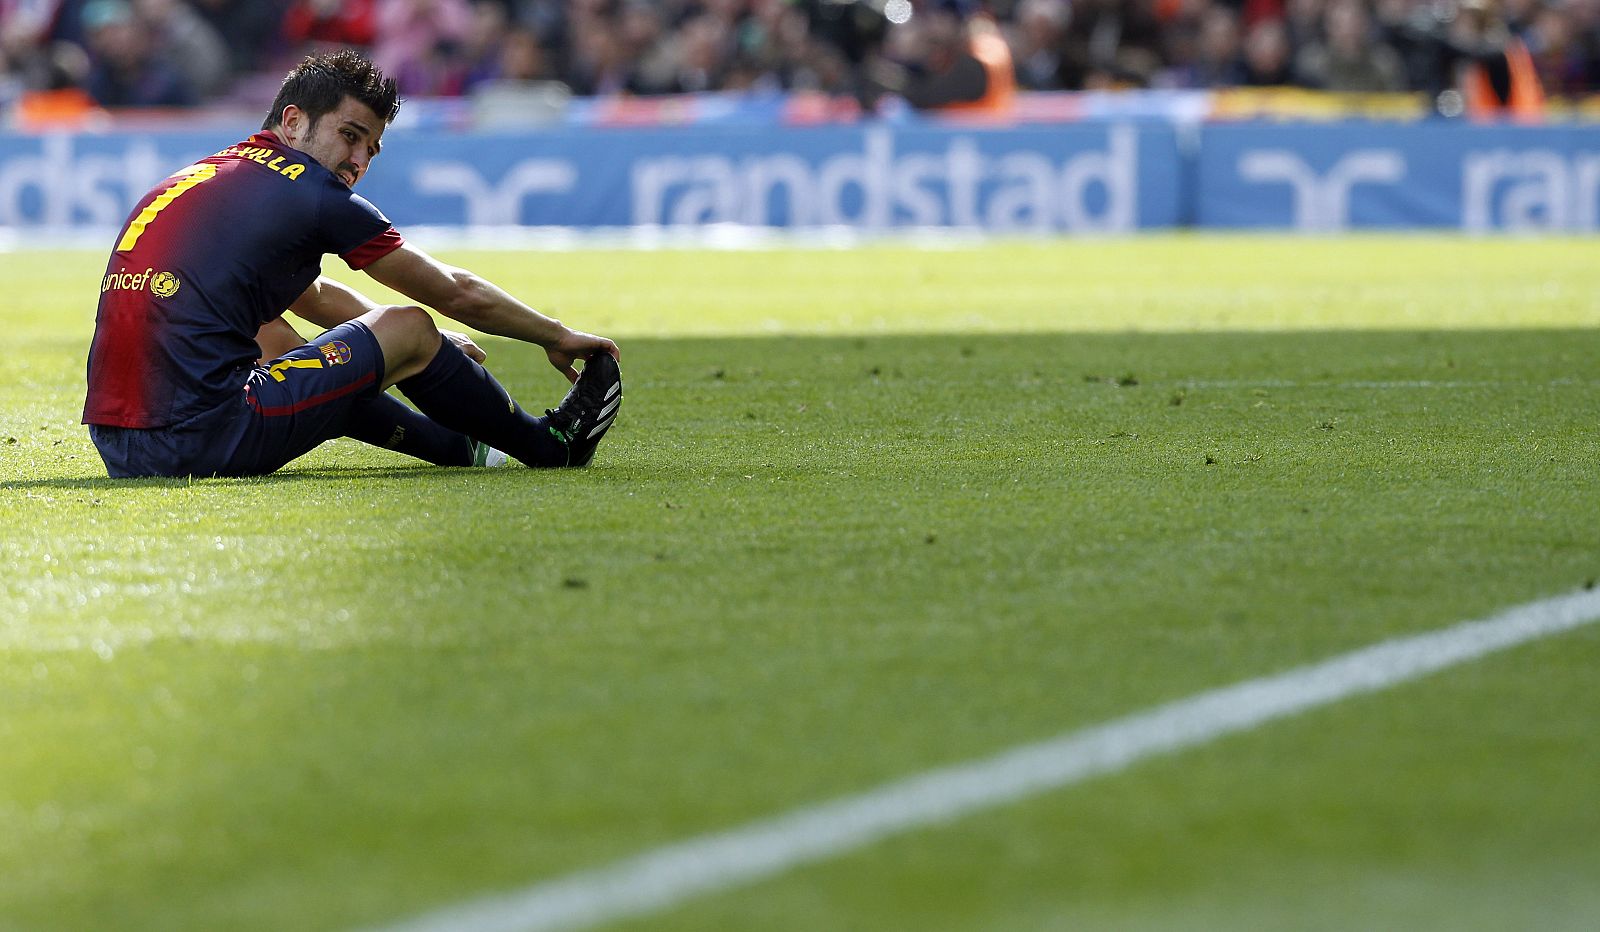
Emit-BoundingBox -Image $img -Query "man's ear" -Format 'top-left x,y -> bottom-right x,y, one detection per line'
279,104 -> 307,142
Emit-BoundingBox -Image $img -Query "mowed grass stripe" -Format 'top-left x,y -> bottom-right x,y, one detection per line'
376,587 -> 1600,932
15,236 -> 1600,341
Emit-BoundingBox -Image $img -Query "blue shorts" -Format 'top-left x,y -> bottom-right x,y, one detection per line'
90,321 -> 387,478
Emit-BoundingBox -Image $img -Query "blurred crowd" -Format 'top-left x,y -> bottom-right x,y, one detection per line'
2,0 -> 1596,114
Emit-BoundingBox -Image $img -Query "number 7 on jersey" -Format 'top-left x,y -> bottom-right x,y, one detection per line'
116,164 -> 218,253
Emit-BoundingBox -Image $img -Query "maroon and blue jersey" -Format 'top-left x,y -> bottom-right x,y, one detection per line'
83,129 -> 403,428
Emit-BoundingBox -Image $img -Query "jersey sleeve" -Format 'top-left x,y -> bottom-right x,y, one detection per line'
317,183 -> 406,270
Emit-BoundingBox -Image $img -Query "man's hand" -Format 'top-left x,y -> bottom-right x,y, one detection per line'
364,243 -> 620,380
441,329 -> 486,364
545,328 -> 620,384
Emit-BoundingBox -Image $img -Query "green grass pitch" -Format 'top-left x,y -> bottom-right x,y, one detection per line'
4,236 -> 1600,930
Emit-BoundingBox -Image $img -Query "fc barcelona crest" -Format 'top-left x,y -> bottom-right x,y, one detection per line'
320,340 -> 352,366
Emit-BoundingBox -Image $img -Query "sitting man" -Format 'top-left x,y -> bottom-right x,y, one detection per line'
83,49 -> 621,478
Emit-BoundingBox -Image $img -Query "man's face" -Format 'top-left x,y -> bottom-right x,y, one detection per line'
280,95 -> 385,188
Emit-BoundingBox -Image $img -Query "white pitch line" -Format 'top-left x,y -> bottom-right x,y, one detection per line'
374,587 -> 1600,932
1175,378 -> 1595,390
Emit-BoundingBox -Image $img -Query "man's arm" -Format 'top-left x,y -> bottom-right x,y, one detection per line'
286,275 -> 487,361
255,315 -> 308,363
364,242 -> 616,383
288,276 -> 380,329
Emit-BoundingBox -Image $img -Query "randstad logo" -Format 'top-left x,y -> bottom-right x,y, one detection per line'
101,267 -> 180,297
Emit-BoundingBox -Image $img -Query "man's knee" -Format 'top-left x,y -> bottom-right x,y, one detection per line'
363,305 -> 441,379
369,304 -> 438,345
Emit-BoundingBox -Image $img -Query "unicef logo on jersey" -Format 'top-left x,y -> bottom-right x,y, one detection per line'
99,267 -> 182,297
150,272 -> 180,298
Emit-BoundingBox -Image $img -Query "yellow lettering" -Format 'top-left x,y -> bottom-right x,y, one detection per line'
267,358 -> 325,382
232,146 -> 304,180
117,164 -> 217,252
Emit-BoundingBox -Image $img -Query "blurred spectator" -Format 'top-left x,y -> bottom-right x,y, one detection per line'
1501,0 -> 1540,35
2,0 -> 63,67
734,0 -> 822,91
371,0 -> 473,95
2,0 -> 64,44
3,0 -> 93,91
1376,0 -> 1455,93
453,1 -> 544,91
512,0 -> 566,51
1295,0 -> 1406,90
1527,1 -> 1597,97
493,26 -> 551,81
1242,16 -> 1294,83
1169,5 -> 1249,86
563,3 -> 635,95
1062,0 -> 1167,88
1282,0 -> 1325,50
868,0 -> 1016,110
39,0 -> 96,47
133,0 -> 230,97
617,0 -> 677,93
282,0 -> 375,48
651,13 -> 734,93
82,0 -> 196,105
1159,0 -> 1211,85
2,38 -> 91,91
1452,0 -> 1545,116
1009,0 -> 1071,89
191,0 -> 287,74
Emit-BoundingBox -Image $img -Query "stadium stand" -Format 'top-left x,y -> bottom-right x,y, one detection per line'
2,0 -> 1598,124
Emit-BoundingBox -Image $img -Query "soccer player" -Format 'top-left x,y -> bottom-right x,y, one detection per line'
83,50 -> 621,478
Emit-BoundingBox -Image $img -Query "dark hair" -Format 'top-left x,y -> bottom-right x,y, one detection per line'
262,50 -> 400,131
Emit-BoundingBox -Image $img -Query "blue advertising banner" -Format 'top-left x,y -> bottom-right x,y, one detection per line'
1196,122 -> 1600,232
3,119 -> 1598,233
0,131 -> 227,231
0,122 -> 1180,234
